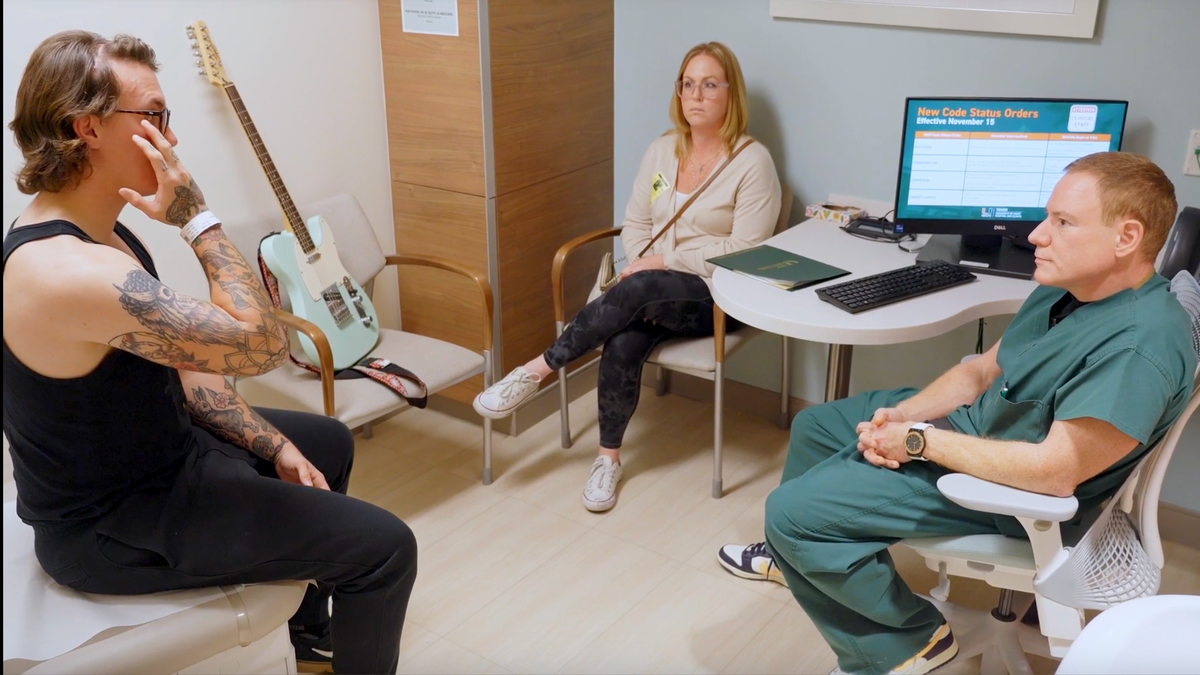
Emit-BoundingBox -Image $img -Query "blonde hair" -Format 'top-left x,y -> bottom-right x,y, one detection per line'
667,41 -> 748,160
1065,152 -> 1177,262
9,31 -> 159,194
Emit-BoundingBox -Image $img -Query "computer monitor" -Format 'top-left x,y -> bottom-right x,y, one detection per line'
891,97 -> 1129,278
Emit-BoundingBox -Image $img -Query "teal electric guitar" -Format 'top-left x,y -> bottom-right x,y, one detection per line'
189,21 -> 379,370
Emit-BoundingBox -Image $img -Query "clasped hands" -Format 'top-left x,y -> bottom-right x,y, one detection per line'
856,407 -> 919,470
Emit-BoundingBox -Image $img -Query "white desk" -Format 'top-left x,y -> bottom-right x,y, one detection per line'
711,218 -> 1038,401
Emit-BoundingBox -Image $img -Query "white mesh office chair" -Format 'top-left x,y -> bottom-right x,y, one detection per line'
902,294 -> 1200,674
550,186 -> 794,498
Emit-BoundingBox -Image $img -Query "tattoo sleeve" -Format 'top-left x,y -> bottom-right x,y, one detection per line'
108,268 -> 287,375
185,379 -> 288,463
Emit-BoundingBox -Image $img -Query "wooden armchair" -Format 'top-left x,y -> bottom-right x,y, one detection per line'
223,193 -> 499,484
550,185 -> 794,498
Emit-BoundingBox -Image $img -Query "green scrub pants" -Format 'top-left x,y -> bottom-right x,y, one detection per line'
764,389 -> 1021,675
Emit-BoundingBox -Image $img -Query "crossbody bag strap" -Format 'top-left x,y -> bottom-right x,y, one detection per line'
635,138 -> 756,260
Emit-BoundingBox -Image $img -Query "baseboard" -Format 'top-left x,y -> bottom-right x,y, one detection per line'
641,367 -> 817,425
1160,502 -> 1200,549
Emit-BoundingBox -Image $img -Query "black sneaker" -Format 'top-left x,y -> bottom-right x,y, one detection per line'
291,623 -> 333,673
830,623 -> 958,675
717,542 -> 789,587
885,623 -> 958,675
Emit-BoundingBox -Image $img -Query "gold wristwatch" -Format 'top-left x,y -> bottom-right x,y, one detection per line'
904,423 -> 933,461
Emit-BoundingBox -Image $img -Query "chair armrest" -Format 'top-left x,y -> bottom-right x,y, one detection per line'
551,228 -> 622,324
385,255 -> 494,354
937,473 -> 1079,522
273,309 -> 336,417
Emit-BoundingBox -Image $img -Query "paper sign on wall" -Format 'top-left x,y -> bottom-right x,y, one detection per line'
402,0 -> 458,37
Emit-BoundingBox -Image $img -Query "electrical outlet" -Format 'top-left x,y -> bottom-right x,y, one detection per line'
1186,128 -> 1200,177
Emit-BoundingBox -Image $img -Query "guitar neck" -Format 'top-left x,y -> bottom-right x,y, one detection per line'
223,83 -> 315,253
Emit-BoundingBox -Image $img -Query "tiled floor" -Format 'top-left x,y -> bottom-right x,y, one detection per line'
347,387 -> 1200,674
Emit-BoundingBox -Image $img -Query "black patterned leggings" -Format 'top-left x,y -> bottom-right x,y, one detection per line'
544,270 -> 739,448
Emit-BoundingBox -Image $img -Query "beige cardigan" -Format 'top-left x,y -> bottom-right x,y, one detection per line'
620,133 -> 782,286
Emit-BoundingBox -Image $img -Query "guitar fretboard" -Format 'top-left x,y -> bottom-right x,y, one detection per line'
223,83 -> 316,254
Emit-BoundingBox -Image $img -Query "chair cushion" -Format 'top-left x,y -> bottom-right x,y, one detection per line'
903,533 -> 1036,572
298,194 -> 387,287
235,328 -> 484,430
647,327 -> 761,373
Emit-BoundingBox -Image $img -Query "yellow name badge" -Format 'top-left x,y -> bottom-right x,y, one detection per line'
650,172 -> 670,205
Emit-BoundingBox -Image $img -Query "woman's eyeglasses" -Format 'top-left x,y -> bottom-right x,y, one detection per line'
674,80 -> 729,100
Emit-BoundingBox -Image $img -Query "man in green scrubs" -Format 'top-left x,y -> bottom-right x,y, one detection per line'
717,152 -> 1197,675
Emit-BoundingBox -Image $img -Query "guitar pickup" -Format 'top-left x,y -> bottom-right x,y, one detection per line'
306,251 -> 322,265
322,286 -> 353,327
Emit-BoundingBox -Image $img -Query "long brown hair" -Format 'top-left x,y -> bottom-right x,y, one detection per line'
667,41 -> 749,160
9,31 -> 158,194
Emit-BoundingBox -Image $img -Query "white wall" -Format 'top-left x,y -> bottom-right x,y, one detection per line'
614,0 -> 1199,508
2,0 -> 399,327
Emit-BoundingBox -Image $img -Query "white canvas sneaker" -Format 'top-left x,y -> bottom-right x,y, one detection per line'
472,366 -> 542,418
582,456 -> 622,512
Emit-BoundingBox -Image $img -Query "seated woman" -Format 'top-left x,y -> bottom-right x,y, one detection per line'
473,41 -> 781,512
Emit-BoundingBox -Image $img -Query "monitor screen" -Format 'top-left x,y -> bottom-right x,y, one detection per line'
892,97 -> 1128,239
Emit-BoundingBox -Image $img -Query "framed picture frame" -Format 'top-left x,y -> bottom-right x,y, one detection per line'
769,0 -> 1100,39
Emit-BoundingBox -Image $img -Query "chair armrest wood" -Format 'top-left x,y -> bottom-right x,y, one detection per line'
551,227 -> 622,323
549,227 -> 619,321
937,473 -> 1079,522
273,309 -> 336,417
385,255 -> 494,353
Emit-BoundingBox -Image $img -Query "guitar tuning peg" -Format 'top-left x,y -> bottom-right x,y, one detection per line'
197,67 -> 206,75
192,50 -> 200,57
186,27 -> 194,36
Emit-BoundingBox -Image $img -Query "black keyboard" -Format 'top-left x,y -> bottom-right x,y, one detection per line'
816,260 -> 977,314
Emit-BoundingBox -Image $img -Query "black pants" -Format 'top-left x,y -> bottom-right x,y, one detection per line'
544,270 -> 738,448
32,409 -> 416,674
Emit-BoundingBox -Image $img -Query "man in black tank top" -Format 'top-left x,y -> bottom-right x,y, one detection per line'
4,31 -> 415,674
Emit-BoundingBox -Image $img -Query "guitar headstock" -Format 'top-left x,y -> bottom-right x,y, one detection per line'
186,21 -> 230,88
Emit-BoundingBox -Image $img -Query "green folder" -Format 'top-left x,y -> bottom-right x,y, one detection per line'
708,245 -> 850,291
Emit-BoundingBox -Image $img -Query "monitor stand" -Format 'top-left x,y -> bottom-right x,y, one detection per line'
916,234 -> 1035,280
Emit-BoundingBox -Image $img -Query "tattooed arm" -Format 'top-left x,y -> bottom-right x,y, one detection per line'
81,119 -> 289,374
179,370 -> 330,489
48,235 -> 287,375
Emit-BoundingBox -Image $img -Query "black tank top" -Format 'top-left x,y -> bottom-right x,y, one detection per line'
3,221 -> 195,529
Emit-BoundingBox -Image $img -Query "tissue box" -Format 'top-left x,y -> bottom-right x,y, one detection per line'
804,203 -> 865,225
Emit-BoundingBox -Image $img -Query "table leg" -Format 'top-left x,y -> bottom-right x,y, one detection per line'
825,344 -> 853,402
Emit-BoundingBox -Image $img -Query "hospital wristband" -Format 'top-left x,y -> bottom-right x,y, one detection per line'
180,210 -> 222,245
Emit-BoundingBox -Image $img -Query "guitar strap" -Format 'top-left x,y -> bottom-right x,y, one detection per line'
256,240 -> 429,409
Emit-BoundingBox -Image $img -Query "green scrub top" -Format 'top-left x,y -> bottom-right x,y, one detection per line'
947,274 -> 1196,512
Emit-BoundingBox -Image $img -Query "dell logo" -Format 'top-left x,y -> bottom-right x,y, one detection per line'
993,224 -> 1007,231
